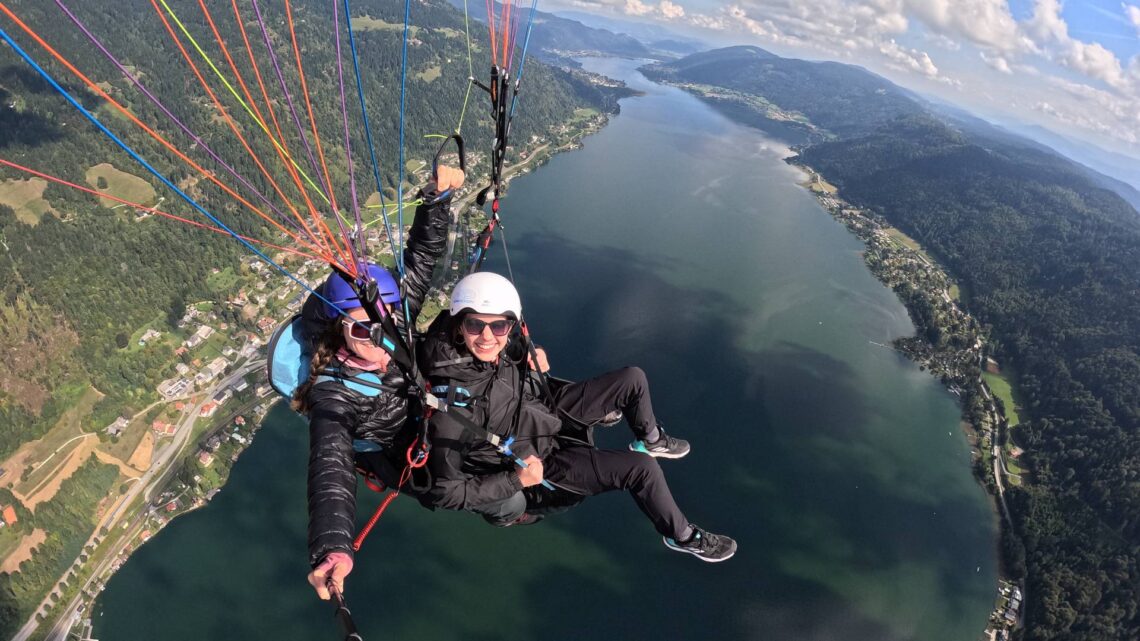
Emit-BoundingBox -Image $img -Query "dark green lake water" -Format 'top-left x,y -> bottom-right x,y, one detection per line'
94,58 -> 996,641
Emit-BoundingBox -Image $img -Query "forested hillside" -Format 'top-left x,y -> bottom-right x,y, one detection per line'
647,47 -> 1140,641
0,0 -> 605,452
0,0 -> 613,634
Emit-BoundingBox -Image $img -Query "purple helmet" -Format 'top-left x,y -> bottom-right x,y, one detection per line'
322,263 -> 401,317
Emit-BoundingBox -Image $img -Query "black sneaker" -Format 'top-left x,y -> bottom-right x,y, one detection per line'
629,428 -> 690,459
663,525 -> 737,562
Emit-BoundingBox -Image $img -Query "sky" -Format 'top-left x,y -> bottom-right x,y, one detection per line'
542,0 -> 1140,161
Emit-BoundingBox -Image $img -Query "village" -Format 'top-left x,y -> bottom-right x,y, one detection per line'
801,170 -> 1027,641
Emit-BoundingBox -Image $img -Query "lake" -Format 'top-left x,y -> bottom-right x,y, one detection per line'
94,57 -> 996,641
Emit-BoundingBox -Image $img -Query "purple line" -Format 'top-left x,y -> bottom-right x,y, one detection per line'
507,0 -> 523,73
52,0 -> 313,239
332,0 -> 363,267
250,0 -> 330,203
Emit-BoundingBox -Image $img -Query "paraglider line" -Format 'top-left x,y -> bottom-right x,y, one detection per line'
0,23 -> 354,315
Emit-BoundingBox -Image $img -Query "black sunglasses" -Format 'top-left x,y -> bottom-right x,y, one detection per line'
461,317 -> 516,337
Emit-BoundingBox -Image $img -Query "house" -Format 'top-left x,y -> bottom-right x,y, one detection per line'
138,329 -> 162,346
231,379 -> 249,394
198,451 -> 214,466
1,505 -> 17,525
106,417 -> 129,438
234,416 -> 247,427
199,402 -> 219,418
158,377 -> 190,399
152,421 -> 176,437
212,389 -> 233,406
183,325 -> 215,349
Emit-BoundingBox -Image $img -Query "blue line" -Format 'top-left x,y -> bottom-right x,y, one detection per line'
397,0 -> 411,268
343,0 -> 402,276
0,25 -> 354,321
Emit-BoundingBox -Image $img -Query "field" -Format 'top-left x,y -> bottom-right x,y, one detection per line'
0,528 -> 46,573
983,371 -> 1021,427
416,65 -> 442,82
84,163 -> 157,208
351,16 -> 420,35
0,177 -> 55,225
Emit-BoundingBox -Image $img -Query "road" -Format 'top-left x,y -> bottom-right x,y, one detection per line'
11,359 -> 265,641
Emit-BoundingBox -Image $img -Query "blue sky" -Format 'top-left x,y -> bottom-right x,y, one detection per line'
543,0 -> 1140,160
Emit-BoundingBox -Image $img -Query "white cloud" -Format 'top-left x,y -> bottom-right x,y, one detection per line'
623,0 -> 684,20
981,51 -> 1013,74
623,0 -> 652,16
902,0 -> 1028,52
1026,0 -> 1131,90
880,38 -> 940,77
1125,3 -> 1140,35
659,0 -> 685,20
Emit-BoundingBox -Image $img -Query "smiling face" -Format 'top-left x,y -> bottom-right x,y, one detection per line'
341,306 -> 392,371
460,312 -> 514,363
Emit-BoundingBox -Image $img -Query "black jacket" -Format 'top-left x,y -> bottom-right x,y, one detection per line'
304,192 -> 450,568
417,312 -> 564,511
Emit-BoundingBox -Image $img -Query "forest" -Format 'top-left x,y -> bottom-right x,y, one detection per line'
0,0 -> 611,455
649,45 -> 1140,641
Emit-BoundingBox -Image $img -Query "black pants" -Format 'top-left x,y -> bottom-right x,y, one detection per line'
552,366 -> 659,442
539,445 -> 690,540
474,367 -> 687,538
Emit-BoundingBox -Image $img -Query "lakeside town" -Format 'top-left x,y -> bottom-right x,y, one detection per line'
798,168 -> 1027,641
0,101 -> 613,641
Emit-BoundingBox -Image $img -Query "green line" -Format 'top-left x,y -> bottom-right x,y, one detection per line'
157,0 -> 331,205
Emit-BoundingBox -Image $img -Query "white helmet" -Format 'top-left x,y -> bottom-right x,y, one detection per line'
450,272 -> 522,319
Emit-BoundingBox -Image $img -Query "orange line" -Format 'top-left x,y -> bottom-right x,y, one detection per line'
284,0 -> 352,266
0,158 -> 321,262
232,0 -> 290,164
0,0 -> 337,265
229,0 -> 348,274
501,0 -> 512,68
194,0 -> 344,264
149,0 -> 336,261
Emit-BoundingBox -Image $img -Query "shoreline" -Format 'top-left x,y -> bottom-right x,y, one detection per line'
791,162 -> 1024,640
20,102 -> 615,641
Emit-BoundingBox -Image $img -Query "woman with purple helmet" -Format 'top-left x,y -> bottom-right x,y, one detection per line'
293,166 -> 463,601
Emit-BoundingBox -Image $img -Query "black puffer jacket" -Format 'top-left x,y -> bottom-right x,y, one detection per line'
304,191 -> 450,568
417,312 -> 564,511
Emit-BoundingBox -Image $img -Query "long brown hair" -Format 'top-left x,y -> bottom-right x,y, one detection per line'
291,321 -> 344,414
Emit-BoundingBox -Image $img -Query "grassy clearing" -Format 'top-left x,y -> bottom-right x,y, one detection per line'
416,65 -> 442,82
0,177 -> 55,225
570,107 -> 600,124
806,176 -> 838,194
949,284 -> 960,301
102,405 -> 164,463
18,437 -> 85,495
24,387 -> 101,463
206,267 -> 240,295
983,371 -> 1021,427
85,163 -> 156,207
351,16 -> 420,36
125,313 -> 171,353
0,526 -> 20,562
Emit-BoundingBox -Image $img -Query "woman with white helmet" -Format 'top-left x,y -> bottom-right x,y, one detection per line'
418,271 -> 737,562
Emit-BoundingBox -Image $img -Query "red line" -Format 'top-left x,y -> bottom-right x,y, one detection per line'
0,158 -> 321,262
0,0 -> 338,265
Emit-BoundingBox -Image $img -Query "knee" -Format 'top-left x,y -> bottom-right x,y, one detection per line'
628,454 -> 664,484
479,492 -> 527,527
618,366 -> 648,392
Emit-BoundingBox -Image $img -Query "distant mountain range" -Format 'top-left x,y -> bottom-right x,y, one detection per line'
447,3 -> 705,66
